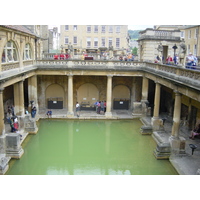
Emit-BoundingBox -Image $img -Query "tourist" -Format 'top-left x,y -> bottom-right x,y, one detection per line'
166,55 -> 173,65
10,118 -> 16,132
94,100 -> 99,113
189,124 -> 200,140
186,52 -> 194,67
104,101 -> 106,112
97,101 -> 101,114
128,53 -> 132,61
46,109 -> 52,118
173,54 -> 179,65
31,106 -> 37,118
11,105 -> 15,116
119,55 -> 123,61
76,102 -> 80,117
100,101 -> 104,114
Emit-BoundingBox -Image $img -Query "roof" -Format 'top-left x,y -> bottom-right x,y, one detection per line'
0,25 -> 35,36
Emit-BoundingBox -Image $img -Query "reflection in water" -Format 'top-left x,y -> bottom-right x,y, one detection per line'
6,119 -> 178,175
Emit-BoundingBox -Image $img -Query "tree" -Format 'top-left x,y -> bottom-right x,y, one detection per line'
132,47 -> 138,55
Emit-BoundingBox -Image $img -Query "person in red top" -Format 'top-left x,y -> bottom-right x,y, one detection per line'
54,54 -> 59,60
166,55 -> 173,64
59,54 -> 65,60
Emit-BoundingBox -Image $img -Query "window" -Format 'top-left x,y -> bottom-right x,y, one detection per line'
65,37 -> 69,44
101,25 -> 106,33
180,31 -> 184,38
1,40 -> 18,63
101,38 -> 105,47
195,28 -> 198,39
108,38 -> 112,47
23,43 -> 32,60
116,26 -> 120,33
194,44 -> 197,55
188,45 -> 190,54
116,38 -> 120,48
109,26 -> 113,33
87,38 -> 91,47
73,25 -> 77,30
73,36 -> 77,44
94,38 -> 98,47
65,25 -> 69,31
94,25 -> 98,33
87,25 -> 91,33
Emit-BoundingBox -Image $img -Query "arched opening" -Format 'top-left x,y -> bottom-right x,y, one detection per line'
1,40 -> 18,63
113,85 -> 130,110
77,83 -> 99,110
46,84 -> 65,109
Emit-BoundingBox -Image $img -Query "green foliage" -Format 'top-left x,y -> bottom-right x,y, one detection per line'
132,47 -> 138,55
128,30 -> 142,40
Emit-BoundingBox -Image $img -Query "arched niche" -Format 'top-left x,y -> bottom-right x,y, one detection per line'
45,84 -> 65,109
112,85 -> 130,110
77,83 -> 99,107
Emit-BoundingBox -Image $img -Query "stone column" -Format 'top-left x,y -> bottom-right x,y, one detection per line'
14,82 -> 20,116
105,75 -> 113,118
151,82 -> 161,131
28,75 -> 38,112
141,77 -> 149,114
67,74 -> 74,117
171,91 -> 182,138
169,91 -> 185,154
14,81 -> 24,116
0,88 -> 5,135
19,81 -> 25,117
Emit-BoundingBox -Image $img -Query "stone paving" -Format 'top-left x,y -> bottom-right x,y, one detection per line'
5,109 -> 200,175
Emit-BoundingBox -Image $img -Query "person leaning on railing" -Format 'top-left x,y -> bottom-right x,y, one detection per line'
189,124 -> 200,140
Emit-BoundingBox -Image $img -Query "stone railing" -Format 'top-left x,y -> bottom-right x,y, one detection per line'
1,60 -> 200,92
23,60 -> 34,67
36,60 -> 142,69
1,62 -> 20,72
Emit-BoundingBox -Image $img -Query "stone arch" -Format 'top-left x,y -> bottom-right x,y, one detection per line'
45,84 -> 65,109
77,83 -> 99,106
112,85 -> 130,109
1,40 -> 20,63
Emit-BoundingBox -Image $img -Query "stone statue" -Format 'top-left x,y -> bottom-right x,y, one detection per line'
68,43 -> 73,53
108,45 -> 114,59
157,42 -> 163,63
179,39 -> 187,65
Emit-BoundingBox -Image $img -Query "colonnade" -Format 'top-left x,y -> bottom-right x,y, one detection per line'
0,74 -> 115,135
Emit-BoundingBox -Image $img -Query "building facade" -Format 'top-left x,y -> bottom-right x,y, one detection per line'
180,25 -> 200,58
137,26 -> 182,63
59,25 -> 129,58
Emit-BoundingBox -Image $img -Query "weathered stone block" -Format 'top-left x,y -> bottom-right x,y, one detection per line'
6,133 -> 24,159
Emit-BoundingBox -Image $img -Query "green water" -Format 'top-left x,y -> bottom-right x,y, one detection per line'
6,119 -> 178,175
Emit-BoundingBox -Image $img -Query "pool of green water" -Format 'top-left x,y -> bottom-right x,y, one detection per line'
6,119 -> 178,175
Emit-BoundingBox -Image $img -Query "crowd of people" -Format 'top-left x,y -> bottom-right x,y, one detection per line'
154,52 -> 198,68
119,53 -> 135,61
94,101 -> 106,114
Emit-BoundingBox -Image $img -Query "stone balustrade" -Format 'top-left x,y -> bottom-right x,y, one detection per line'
1,60 -> 200,92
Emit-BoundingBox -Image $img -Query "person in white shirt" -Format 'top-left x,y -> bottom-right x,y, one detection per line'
76,102 -> 80,117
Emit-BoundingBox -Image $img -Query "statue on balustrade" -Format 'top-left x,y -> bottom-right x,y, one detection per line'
108,45 -> 114,59
179,39 -> 187,66
68,43 -> 74,57
156,42 -> 163,63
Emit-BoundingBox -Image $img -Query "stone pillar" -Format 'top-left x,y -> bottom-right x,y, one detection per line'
151,82 -> 161,131
67,74 -> 74,117
105,75 -> 113,118
14,81 -> 25,116
169,91 -> 186,154
0,88 -> 5,135
141,77 -> 149,114
28,75 -> 38,113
